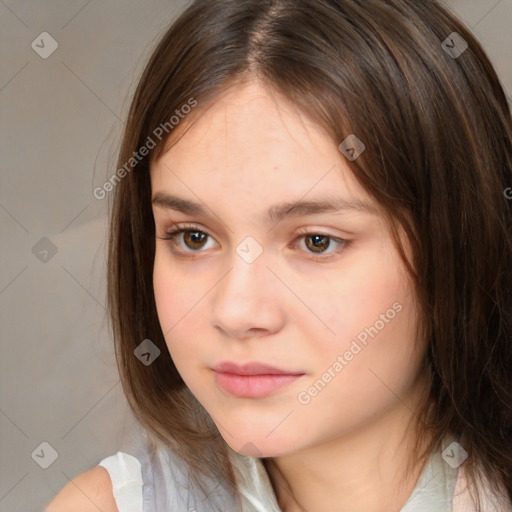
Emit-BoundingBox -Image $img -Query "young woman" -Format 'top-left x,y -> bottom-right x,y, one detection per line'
47,0 -> 512,510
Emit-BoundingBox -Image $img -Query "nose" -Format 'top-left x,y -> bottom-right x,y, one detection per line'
211,249 -> 285,340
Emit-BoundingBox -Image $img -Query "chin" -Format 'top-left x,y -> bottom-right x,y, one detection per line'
219,426 -> 301,458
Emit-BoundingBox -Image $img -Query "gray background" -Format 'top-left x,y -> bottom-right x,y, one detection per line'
0,1 -> 511,511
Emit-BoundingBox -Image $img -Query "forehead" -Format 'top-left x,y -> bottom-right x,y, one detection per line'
150,81 -> 374,217
155,82 -> 333,160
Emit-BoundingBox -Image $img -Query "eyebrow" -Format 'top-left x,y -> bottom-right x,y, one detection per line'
152,192 -> 379,223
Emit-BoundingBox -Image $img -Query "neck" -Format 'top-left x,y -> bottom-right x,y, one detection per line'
263,376 -> 431,512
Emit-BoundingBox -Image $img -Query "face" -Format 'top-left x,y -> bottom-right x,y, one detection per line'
150,81 -> 425,458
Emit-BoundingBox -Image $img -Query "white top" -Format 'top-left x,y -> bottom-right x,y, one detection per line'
98,427 -> 511,512
99,452 -> 143,511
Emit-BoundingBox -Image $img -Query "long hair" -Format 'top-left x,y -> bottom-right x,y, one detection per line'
107,0 -> 512,507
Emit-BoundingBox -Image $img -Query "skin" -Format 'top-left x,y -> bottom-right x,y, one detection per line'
45,466 -> 118,512
150,79 -> 431,512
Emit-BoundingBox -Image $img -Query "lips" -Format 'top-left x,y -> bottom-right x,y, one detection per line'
212,361 -> 305,398
213,361 -> 304,376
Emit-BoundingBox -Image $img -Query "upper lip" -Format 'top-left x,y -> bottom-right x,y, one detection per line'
212,361 -> 304,376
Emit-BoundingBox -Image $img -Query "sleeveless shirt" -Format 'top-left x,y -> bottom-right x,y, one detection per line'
98,424 -> 511,511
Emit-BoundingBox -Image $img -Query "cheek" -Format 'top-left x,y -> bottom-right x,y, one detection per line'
153,249 -> 207,333
300,238 -> 423,407
152,249 -> 221,398
152,251 -> 203,363
314,238 -> 413,346
294,283 -> 422,441
153,254 -> 179,335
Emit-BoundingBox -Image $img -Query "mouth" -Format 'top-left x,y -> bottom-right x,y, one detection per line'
212,361 -> 306,398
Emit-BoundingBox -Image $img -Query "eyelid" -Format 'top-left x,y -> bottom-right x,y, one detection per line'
293,226 -> 346,240
163,222 -> 211,237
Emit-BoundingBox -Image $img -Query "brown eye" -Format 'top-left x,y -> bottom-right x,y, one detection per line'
182,231 -> 208,250
304,234 -> 331,253
158,226 -> 215,254
293,231 -> 350,260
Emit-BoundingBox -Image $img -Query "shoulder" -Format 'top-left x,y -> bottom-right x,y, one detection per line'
44,465 -> 118,512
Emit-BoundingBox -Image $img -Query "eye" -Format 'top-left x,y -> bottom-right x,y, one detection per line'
293,230 -> 350,259
156,224 -> 351,260
157,224 -> 217,253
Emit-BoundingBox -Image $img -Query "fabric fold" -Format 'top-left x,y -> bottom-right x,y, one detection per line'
98,451 -> 143,512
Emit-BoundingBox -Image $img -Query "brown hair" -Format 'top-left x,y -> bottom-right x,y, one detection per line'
107,0 -> 512,508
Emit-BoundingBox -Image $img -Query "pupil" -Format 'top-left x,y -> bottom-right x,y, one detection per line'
185,231 -> 206,249
307,235 -> 329,252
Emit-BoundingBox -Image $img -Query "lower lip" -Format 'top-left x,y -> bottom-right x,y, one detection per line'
214,371 -> 304,398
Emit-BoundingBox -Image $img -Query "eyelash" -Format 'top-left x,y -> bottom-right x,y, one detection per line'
157,223 -> 352,261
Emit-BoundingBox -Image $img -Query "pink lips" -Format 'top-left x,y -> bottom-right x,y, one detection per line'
212,361 -> 305,398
